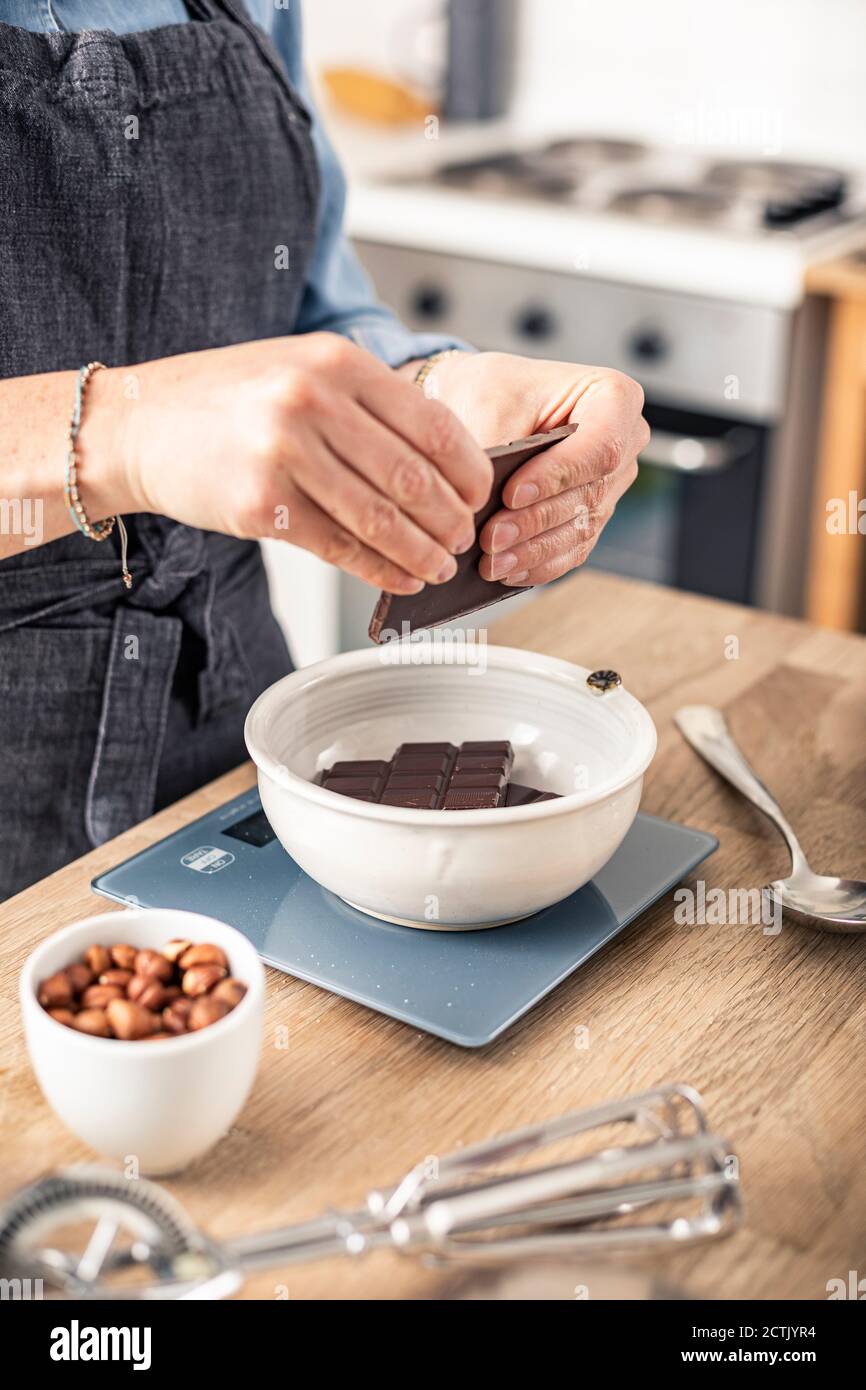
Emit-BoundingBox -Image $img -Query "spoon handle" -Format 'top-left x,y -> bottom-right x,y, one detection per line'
674,706 -> 808,874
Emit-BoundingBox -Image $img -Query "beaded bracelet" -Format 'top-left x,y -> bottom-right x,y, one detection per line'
413,348 -> 461,394
65,361 -> 131,589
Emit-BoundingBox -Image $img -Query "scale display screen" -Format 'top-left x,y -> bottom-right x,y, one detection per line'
221,809 -> 276,848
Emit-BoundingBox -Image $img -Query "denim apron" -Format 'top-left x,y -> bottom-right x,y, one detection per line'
0,0 -> 320,899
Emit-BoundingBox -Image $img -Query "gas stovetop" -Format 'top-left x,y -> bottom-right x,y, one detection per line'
393,137 -> 859,239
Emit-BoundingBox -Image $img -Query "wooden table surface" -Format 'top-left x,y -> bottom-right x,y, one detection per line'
2,571 -> 865,1300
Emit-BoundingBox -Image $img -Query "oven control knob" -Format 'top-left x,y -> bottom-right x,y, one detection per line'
628,328 -> 669,362
412,284 -> 449,320
516,306 -> 556,340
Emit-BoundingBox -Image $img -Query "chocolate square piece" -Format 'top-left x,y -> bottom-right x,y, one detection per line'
324,775 -> 386,794
442,788 -> 503,810
327,760 -> 390,779
368,425 -> 577,642
395,742 -> 457,756
380,789 -> 440,809
391,755 -> 450,773
386,773 -> 445,790
504,783 -> 561,807
450,770 -> 506,789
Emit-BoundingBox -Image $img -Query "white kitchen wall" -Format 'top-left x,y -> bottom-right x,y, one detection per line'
508,0 -> 866,168
302,0 -> 866,169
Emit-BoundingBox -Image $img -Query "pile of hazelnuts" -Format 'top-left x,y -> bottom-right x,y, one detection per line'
37,939 -> 247,1041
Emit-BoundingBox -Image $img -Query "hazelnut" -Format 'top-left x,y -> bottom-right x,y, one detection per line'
163,998 -> 193,1034
182,963 -> 227,997
47,1007 -> 77,1027
37,971 -> 73,1009
187,996 -> 231,1031
82,983 -> 125,1009
72,1008 -> 113,1037
65,963 -> 94,996
111,944 -> 138,971
136,980 -> 171,1011
178,943 -> 228,971
35,941 -> 238,1042
129,976 -> 171,1010
99,968 -> 133,989
161,938 -> 192,964
106,999 -> 159,1041
212,978 -> 247,1010
84,944 -> 112,976
134,949 -> 173,982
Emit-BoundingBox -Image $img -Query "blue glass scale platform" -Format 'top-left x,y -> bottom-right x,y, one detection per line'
92,789 -> 717,1047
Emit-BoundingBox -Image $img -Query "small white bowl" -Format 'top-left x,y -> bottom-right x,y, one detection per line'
245,644 -> 656,928
20,909 -> 264,1175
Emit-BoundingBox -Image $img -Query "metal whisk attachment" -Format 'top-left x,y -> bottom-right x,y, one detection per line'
0,1084 -> 740,1299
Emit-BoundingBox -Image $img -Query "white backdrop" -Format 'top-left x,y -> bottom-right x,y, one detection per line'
303,0 -> 866,169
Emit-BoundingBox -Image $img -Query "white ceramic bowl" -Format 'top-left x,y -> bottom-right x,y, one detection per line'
245,645 -> 656,928
20,909 -> 264,1175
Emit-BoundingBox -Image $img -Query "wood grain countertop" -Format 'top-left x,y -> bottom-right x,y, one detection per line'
1,571 -> 864,1300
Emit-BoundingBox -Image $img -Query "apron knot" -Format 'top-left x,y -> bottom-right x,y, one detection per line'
129,524 -> 253,725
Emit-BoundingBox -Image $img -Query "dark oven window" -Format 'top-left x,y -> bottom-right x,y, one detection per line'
588,402 -> 769,605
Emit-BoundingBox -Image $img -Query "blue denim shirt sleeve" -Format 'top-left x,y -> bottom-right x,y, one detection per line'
0,0 -> 473,370
290,60 -> 473,365
249,2 -> 474,366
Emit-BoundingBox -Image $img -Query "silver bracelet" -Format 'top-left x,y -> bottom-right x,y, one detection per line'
65,361 -> 131,590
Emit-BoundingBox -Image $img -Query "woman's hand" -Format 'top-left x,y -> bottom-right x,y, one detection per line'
89,333 -> 493,595
426,351 -> 649,586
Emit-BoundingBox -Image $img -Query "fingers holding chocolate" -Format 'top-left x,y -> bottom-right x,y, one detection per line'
318,396 -> 479,558
499,381 -> 648,509
479,457 -> 634,558
368,427 -> 578,640
356,372 -> 494,514
483,515 -> 599,585
278,485 -> 427,596
479,456 -> 637,584
280,433 -> 461,589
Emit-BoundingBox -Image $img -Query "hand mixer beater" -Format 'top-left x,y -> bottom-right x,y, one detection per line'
0,1084 -> 741,1299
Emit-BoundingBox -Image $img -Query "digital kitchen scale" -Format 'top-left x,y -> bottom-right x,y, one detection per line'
92,790 -> 717,1047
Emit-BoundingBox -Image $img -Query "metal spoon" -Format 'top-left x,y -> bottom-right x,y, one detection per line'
675,705 -> 866,933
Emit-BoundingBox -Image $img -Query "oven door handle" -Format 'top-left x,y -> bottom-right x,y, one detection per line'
639,427 -> 752,475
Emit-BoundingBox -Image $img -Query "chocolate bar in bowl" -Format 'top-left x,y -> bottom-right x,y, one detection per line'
320,741 -> 559,811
